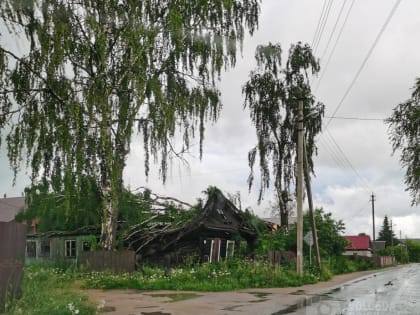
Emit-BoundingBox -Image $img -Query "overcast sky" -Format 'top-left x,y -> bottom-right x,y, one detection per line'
1,0 -> 419,238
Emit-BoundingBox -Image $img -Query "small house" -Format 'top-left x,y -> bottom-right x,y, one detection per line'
124,188 -> 257,265
343,234 -> 372,257
25,227 -> 98,263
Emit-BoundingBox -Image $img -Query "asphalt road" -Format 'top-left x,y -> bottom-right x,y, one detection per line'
89,266 -> 420,315
283,264 -> 420,315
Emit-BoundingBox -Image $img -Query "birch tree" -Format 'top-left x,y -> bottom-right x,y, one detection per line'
386,78 -> 420,206
0,0 -> 260,249
243,42 -> 324,228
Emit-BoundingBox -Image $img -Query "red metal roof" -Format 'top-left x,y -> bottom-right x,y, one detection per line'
345,235 -> 371,250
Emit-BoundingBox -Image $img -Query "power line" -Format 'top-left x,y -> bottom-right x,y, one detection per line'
325,129 -> 371,193
344,200 -> 370,222
313,0 -> 334,55
324,0 -> 402,129
319,0 -> 348,62
325,115 -> 385,121
314,2 -> 401,206
318,137 -> 348,170
315,0 -> 355,92
311,0 -> 328,48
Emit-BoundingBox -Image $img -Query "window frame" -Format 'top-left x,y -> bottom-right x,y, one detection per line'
64,239 -> 77,258
226,240 -> 235,259
26,240 -> 37,258
40,239 -> 51,258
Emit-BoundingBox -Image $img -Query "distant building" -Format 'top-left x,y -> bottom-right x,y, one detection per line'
261,216 -> 297,232
0,195 -> 39,234
343,234 -> 372,257
0,196 -> 25,223
373,240 -> 386,250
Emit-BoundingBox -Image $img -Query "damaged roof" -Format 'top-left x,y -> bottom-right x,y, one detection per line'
124,188 -> 257,255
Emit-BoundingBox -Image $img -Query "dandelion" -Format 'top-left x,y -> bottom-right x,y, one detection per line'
67,302 -> 80,315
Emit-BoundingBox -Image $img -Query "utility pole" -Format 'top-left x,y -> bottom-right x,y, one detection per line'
390,219 -> 394,257
303,139 -> 321,270
400,230 -> 403,262
370,193 -> 376,257
296,100 -> 304,275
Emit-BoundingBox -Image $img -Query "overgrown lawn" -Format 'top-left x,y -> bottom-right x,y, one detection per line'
4,264 -> 95,315
82,259 -> 319,291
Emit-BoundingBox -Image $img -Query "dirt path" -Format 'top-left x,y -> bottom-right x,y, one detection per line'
86,268 -> 397,315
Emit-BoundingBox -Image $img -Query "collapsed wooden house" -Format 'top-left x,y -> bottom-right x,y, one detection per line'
124,189 -> 257,265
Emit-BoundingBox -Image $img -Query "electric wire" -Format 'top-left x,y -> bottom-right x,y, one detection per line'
309,0 -> 372,216
318,137 -> 349,170
315,0 -> 355,92
314,0 -> 402,198
325,116 -> 385,121
324,0 -> 402,130
311,0 -> 328,49
344,200 -> 370,223
319,0 -> 348,63
313,0 -> 334,55
324,129 -> 372,193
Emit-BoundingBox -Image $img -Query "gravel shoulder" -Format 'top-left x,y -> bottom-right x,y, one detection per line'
87,267 -> 400,315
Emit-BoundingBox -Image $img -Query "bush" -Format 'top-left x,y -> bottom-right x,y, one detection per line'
324,256 -> 374,275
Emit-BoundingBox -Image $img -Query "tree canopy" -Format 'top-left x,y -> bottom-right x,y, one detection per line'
300,208 -> 346,257
0,0 -> 260,249
386,78 -> 420,206
376,215 -> 398,247
243,42 -> 324,227
257,208 -> 347,258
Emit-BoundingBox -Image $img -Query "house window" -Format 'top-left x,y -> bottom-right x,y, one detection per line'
226,240 -> 235,258
26,240 -> 37,258
65,240 -> 76,258
40,239 -> 51,258
210,238 -> 221,263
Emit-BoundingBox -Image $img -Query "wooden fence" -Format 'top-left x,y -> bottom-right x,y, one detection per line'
0,222 -> 26,312
78,250 -> 136,273
376,255 -> 396,267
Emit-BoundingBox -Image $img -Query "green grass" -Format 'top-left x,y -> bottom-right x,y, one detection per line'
4,263 -> 95,315
82,259 -> 319,291
3,256 -> 378,314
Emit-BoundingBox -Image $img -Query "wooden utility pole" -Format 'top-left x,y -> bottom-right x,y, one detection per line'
400,230 -> 403,261
370,193 -> 376,256
303,140 -> 321,270
296,100 -> 304,275
390,219 -> 394,257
